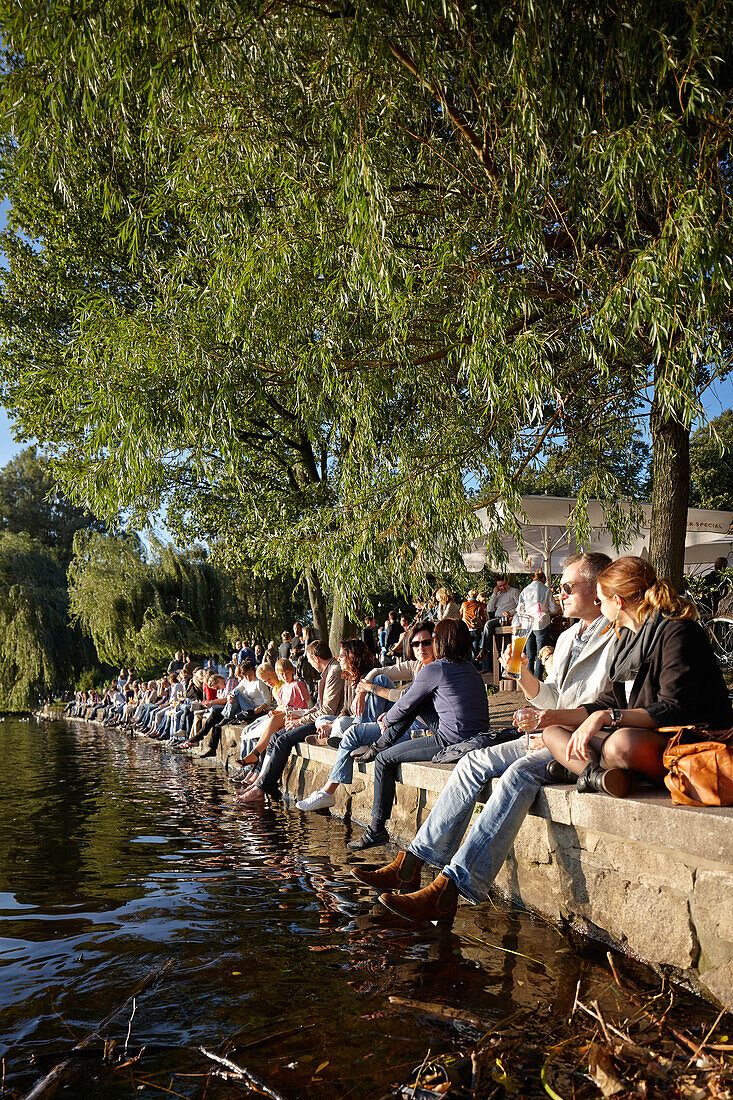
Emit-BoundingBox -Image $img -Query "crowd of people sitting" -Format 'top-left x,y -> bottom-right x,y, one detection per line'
67,554 -> 733,926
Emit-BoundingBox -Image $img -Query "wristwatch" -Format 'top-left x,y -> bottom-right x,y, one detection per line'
608,707 -> 624,729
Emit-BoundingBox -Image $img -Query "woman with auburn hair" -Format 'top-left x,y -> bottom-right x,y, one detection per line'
542,556 -> 732,797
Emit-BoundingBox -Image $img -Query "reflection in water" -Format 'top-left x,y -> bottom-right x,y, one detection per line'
0,719 -> 715,1098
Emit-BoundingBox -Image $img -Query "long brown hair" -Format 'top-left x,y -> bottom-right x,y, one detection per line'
339,638 -> 377,685
597,556 -> 696,623
433,617 -> 472,661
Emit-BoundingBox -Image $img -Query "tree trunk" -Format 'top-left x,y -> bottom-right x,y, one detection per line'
306,567 -> 329,642
329,593 -> 355,656
648,381 -> 690,591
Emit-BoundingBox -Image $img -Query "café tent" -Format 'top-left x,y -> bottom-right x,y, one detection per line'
462,496 -> 733,578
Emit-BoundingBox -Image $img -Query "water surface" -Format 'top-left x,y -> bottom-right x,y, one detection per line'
0,718 -> 718,1097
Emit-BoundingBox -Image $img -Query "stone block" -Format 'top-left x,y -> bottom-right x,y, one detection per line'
697,960 -> 733,1010
692,870 -> 733,974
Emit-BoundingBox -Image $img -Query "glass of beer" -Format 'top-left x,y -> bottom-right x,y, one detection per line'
504,615 -> 532,680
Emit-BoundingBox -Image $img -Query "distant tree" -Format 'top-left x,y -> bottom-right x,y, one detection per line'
67,531 -> 302,668
689,411 -> 733,512
0,531 -> 88,706
520,437 -> 652,501
0,446 -> 107,565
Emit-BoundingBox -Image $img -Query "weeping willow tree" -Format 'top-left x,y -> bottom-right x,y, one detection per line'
1,0 -> 732,601
0,532 -> 84,706
68,532 -> 219,669
67,531 -> 299,669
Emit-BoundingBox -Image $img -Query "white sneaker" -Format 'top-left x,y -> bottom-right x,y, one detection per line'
296,789 -> 336,812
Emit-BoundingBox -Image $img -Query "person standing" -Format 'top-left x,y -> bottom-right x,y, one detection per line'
514,571 -> 558,678
361,615 -> 378,657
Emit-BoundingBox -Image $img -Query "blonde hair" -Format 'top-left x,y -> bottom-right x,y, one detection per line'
435,586 -> 450,604
597,556 -> 696,623
275,657 -> 295,678
256,663 -> 277,683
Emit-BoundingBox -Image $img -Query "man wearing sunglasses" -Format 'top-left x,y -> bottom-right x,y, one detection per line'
352,552 -> 617,923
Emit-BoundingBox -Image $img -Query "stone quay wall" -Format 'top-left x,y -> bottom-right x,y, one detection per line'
201,720 -> 733,1010
73,712 -> 733,1010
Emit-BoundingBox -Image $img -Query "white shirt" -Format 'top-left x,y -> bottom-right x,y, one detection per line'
488,587 -> 520,617
236,678 -> 271,708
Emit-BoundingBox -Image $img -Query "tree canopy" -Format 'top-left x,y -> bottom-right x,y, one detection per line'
0,446 -> 107,565
1,0 -> 732,599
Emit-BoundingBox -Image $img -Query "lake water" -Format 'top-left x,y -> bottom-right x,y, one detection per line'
0,717 -> 721,1098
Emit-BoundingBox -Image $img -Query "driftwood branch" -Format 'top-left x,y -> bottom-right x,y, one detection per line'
22,959 -> 174,1100
198,1047 -> 287,1100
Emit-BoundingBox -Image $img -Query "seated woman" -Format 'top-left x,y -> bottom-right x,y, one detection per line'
347,617 -> 489,850
296,625 -> 435,812
181,671 -> 227,747
542,556 -> 733,796
234,658 -> 309,770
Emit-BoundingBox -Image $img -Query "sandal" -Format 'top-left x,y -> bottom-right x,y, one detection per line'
237,748 -> 262,767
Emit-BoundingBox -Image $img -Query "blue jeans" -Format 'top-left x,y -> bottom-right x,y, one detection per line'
408,738 -> 553,903
525,626 -> 552,680
371,731 -> 448,833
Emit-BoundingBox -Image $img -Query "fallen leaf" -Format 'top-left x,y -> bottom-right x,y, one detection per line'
588,1042 -> 625,1097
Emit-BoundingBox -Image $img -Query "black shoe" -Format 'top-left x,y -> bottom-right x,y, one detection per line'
576,763 -> 633,798
546,760 -> 575,784
347,828 -> 390,851
357,744 -> 380,764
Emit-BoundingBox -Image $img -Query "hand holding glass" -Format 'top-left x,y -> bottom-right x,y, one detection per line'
514,706 -> 542,749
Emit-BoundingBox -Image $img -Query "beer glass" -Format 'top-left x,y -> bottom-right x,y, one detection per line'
504,615 -> 532,680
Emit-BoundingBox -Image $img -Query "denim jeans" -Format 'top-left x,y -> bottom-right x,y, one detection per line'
408,738 -> 553,904
371,732 -> 449,833
525,626 -> 552,679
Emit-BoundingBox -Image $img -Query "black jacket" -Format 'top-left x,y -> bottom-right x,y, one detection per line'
586,615 -> 732,731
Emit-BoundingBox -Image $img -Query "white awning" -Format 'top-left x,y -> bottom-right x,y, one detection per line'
463,497 -> 733,577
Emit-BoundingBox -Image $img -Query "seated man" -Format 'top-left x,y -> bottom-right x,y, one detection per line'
477,576 -> 520,669
351,552 -> 614,923
236,640 -> 343,806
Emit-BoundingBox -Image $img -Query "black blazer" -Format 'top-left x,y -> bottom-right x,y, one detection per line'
586,617 -> 733,730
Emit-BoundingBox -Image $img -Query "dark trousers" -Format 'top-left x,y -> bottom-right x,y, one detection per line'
371,733 -> 449,832
258,722 -> 317,794
525,626 -> 552,679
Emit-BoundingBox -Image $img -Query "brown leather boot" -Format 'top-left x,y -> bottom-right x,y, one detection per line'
351,850 -> 424,893
379,873 -> 459,924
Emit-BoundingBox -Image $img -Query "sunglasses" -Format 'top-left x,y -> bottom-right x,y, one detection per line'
560,581 -> 582,595
412,638 -> 433,648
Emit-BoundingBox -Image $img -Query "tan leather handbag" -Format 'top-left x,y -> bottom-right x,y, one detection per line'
662,726 -> 733,806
